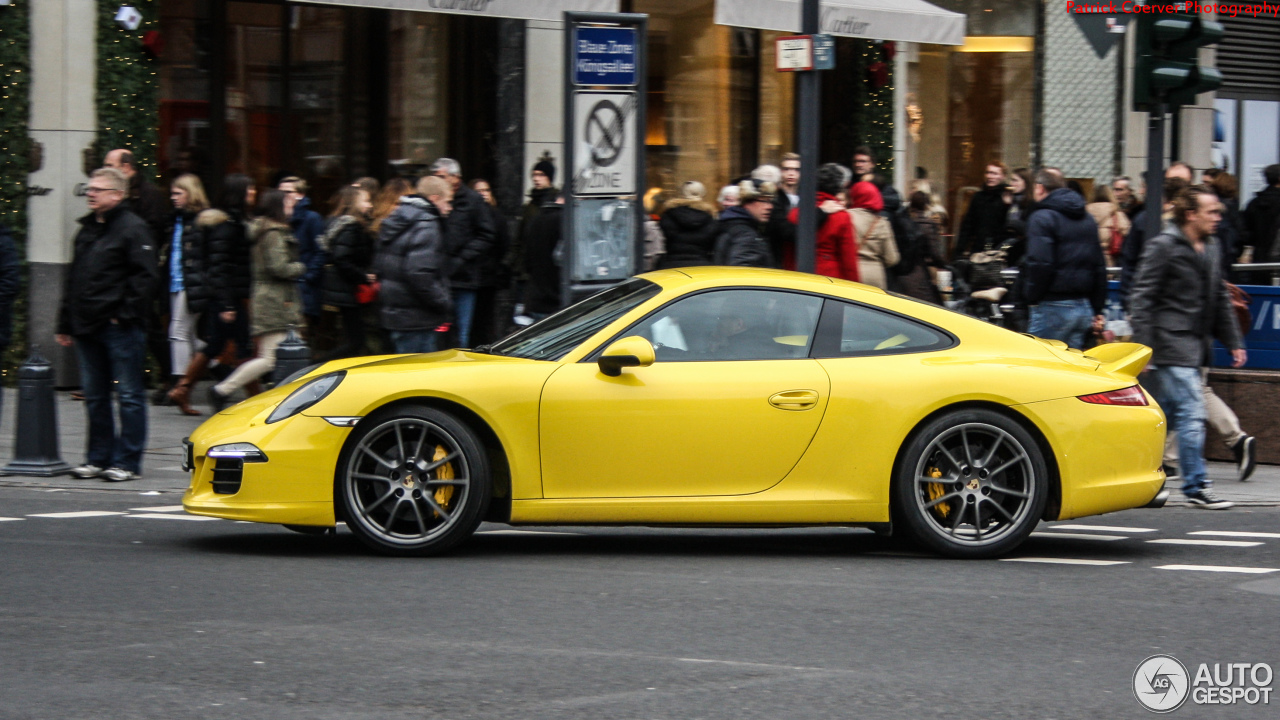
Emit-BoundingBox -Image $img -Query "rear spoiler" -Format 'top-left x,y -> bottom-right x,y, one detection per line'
1082,342 -> 1152,379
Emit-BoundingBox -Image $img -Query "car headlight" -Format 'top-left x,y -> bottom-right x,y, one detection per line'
265,371 -> 346,424
206,443 -> 268,462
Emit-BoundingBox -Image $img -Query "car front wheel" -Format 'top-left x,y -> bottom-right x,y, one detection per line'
337,405 -> 491,557
895,409 -> 1048,558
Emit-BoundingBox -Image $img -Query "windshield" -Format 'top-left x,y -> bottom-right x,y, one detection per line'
490,278 -> 663,361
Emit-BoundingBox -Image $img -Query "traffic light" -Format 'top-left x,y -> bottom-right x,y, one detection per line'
1133,11 -> 1224,111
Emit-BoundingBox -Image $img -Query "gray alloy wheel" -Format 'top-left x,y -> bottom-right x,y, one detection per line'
338,406 -> 490,557
895,409 -> 1048,558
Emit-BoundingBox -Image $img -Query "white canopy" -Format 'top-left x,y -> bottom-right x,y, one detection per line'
295,0 -> 619,23
715,0 -> 966,46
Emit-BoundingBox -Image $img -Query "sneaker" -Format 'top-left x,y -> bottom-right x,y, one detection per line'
1185,488 -> 1234,510
101,467 -> 140,483
1232,436 -> 1256,482
1161,463 -> 1179,479
70,464 -> 105,479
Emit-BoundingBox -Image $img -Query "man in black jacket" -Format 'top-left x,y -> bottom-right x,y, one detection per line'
1243,163 -> 1280,264
523,192 -> 564,320
1022,167 -> 1108,349
714,179 -> 775,268
1129,185 -> 1246,509
1120,163 -> 1193,306
55,168 -> 159,482
956,161 -> 1010,257
374,175 -> 454,354
431,158 -> 496,348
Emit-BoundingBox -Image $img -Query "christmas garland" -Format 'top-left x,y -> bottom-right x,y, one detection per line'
96,0 -> 159,181
854,39 -> 895,179
0,0 -> 31,379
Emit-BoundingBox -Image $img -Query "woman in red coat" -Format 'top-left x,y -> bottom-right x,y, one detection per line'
787,163 -> 860,282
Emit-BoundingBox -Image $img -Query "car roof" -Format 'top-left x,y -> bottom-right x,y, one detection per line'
640,266 -> 886,298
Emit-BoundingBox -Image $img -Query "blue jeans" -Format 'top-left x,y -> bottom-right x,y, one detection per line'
451,289 -> 477,348
1028,298 -> 1094,350
389,330 -> 437,354
75,323 -> 148,473
1145,365 -> 1208,494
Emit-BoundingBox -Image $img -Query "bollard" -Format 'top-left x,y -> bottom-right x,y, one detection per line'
271,325 -> 312,388
1,348 -> 72,477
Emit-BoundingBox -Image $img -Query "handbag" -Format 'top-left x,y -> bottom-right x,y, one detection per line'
967,249 -> 1007,290
355,281 -> 380,305
1225,282 -> 1252,336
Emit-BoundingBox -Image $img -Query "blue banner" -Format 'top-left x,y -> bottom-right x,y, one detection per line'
574,27 -> 638,86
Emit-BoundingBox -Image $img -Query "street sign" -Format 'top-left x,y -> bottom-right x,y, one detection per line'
572,92 -> 637,196
812,34 -> 835,70
776,35 -> 813,71
563,12 -> 648,307
573,26 -> 639,86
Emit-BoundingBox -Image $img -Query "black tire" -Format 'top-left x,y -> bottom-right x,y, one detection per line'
894,408 -> 1048,558
282,524 -> 332,535
336,405 -> 491,557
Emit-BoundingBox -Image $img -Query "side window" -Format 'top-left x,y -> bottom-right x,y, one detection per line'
628,289 -> 824,361
813,300 -> 954,357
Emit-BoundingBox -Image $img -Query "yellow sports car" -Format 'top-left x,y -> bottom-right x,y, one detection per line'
182,267 -> 1167,558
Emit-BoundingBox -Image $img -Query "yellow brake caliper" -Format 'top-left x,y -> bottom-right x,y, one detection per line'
926,467 -> 950,518
431,445 -> 455,516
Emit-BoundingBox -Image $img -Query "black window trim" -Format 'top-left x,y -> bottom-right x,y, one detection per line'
809,297 -> 958,359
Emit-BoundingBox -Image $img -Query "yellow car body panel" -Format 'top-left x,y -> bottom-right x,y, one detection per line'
183,266 -> 1167,531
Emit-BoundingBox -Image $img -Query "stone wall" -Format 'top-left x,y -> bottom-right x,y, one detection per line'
1041,10 -> 1121,184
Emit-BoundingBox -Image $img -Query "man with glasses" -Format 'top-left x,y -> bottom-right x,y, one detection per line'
56,168 -> 159,482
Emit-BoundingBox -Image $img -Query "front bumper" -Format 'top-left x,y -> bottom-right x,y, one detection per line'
181,413 -> 352,526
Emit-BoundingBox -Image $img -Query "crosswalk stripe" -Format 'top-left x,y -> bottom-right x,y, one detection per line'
27,511 -> 126,518
124,514 -> 218,522
1045,524 -> 1157,533
1002,557 -> 1131,566
128,505 -> 187,513
0,517 -> 24,522
1189,531 -> 1280,540
1029,531 -> 1127,541
1147,538 -> 1262,548
1154,564 -> 1279,574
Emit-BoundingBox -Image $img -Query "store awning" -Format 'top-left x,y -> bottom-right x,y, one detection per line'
714,0 -> 966,46
294,0 -> 619,23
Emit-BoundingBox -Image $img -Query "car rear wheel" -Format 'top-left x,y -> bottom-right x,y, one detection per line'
337,405 -> 490,557
895,409 -> 1047,558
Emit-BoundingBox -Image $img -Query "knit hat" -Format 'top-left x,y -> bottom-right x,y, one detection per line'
738,179 -> 777,204
848,181 -> 884,212
680,181 -> 706,201
533,159 -> 556,184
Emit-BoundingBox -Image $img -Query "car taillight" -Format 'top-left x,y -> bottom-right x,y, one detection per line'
1078,386 -> 1148,406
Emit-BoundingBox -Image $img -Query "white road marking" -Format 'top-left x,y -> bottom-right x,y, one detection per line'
1189,531 -> 1280,540
27,511 -> 126,519
1147,538 -> 1262,548
0,517 -> 25,522
1029,532 -> 1127,541
1001,557 -> 1131,566
477,530 -> 582,536
124,514 -> 218,522
128,505 -> 187,513
1154,564 -> 1279,574
1044,524 -> 1157,533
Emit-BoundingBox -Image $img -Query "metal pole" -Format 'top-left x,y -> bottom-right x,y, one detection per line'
1144,101 -> 1165,241
794,0 -> 820,274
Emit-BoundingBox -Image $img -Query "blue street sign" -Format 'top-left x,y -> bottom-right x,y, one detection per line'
812,34 -> 835,71
574,26 -> 638,86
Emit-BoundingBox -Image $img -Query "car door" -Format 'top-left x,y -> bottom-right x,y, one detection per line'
539,288 -> 830,499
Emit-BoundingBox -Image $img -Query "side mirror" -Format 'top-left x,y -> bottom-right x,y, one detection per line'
597,336 -> 656,377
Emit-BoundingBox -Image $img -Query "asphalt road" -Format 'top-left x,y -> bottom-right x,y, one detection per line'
2,486 -> 1279,719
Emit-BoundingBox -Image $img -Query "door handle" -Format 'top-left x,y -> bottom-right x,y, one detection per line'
768,390 -> 819,411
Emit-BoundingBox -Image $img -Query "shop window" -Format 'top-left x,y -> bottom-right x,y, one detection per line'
159,0 -> 213,185
388,12 -> 450,177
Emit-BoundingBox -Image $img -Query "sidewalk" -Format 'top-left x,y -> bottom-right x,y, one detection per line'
0,386 -> 1277,504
